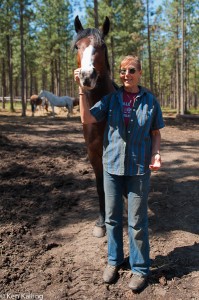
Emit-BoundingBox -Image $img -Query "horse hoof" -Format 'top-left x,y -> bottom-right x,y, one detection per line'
93,225 -> 106,238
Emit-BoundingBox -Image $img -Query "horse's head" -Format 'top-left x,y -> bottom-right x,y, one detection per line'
73,97 -> 79,107
42,98 -> 48,111
73,16 -> 110,90
38,90 -> 44,98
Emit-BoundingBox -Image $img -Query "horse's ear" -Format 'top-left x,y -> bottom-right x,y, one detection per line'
74,15 -> 84,33
101,16 -> 110,37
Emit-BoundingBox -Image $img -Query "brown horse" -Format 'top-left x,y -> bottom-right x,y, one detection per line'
30,94 -> 48,116
73,16 -> 117,237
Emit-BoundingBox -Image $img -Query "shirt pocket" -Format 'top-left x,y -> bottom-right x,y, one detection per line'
136,104 -> 152,126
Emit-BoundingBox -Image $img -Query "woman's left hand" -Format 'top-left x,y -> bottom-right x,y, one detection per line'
149,153 -> 161,171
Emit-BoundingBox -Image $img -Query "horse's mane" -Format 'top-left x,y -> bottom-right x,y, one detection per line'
72,28 -> 104,50
43,90 -> 53,95
42,90 -> 73,102
72,28 -> 110,72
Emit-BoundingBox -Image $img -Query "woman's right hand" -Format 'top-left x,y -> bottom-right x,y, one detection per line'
74,68 -> 81,85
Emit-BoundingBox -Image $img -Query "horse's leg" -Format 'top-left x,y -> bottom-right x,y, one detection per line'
31,103 -> 35,116
51,104 -> 55,117
45,102 -> 48,112
88,148 -> 106,237
38,104 -> 43,114
83,123 -> 106,237
68,105 -> 73,117
70,105 -> 73,115
66,105 -> 70,117
34,104 -> 37,116
92,159 -> 105,222
41,104 -> 44,115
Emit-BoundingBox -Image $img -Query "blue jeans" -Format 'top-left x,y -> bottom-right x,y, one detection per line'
103,170 -> 151,276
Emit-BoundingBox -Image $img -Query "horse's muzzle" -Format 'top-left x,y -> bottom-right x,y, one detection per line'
79,68 -> 98,90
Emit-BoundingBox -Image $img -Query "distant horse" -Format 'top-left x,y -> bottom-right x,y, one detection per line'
30,94 -> 48,116
38,90 -> 78,117
73,16 -> 117,237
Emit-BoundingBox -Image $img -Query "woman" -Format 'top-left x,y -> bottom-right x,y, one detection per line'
74,55 -> 165,291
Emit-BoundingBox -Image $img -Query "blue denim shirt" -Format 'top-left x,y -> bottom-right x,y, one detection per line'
90,86 -> 165,176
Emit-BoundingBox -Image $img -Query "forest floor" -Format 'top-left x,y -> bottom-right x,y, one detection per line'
0,106 -> 199,300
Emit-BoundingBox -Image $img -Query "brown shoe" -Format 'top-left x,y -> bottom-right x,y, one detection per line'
128,273 -> 147,291
103,265 -> 119,283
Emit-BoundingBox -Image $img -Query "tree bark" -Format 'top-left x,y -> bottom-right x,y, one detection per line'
180,0 -> 185,115
6,35 -> 14,112
94,0 -> 99,28
146,0 -> 153,92
20,0 -> 26,116
1,58 -> 6,109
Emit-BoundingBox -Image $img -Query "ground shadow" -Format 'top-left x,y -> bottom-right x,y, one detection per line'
0,115 -> 198,237
149,242 -> 199,283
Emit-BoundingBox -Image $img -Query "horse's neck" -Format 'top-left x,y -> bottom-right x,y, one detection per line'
86,75 -> 115,106
45,91 -> 55,102
45,91 -> 52,97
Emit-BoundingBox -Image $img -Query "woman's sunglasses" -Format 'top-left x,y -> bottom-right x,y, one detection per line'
119,68 -> 136,75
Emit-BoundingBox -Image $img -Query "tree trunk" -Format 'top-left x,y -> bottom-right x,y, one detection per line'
25,52 -> 27,105
94,0 -> 99,28
6,35 -> 14,112
50,59 -> 54,93
1,58 -> 6,109
157,59 -> 160,98
175,6 -> 180,114
42,70 -> 47,90
110,36 -> 115,80
176,48 -> 180,114
30,70 -> 33,96
65,48 -> 69,95
194,67 -> 197,109
146,0 -> 153,92
180,0 -> 185,115
20,0 -> 26,117
55,55 -> 60,95
185,43 -> 190,111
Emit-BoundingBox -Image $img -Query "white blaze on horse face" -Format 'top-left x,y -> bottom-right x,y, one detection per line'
81,44 -> 94,69
79,44 -> 98,89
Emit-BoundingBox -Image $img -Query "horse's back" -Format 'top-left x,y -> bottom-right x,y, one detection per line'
60,96 -> 73,104
30,94 -> 42,105
30,94 -> 38,100
30,94 -> 39,103
46,94 -> 73,107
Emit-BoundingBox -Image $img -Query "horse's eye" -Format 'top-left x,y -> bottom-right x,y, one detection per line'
75,45 -> 78,50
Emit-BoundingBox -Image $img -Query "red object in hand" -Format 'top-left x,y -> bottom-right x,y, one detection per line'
149,155 -> 161,171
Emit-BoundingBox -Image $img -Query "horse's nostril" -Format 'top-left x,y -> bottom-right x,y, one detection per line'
83,78 -> 91,86
90,68 -> 98,79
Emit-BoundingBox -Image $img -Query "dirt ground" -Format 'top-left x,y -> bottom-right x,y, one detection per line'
0,106 -> 199,300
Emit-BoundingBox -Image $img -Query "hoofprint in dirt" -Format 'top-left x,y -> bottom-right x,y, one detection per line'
0,113 -> 198,300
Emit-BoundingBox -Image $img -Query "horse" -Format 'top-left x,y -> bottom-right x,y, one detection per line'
30,94 -> 48,116
38,90 -> 79,117
73,16 -> 117,237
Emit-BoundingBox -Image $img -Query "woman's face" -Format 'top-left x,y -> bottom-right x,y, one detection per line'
119,61 -> 142,92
